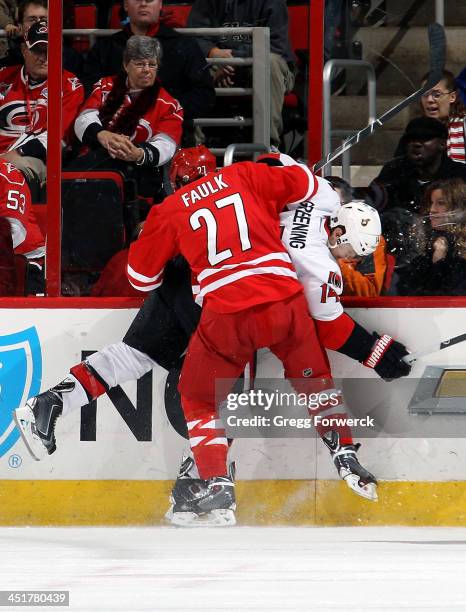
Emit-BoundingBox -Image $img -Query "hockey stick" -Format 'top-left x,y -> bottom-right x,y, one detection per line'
402,332 -> 466,365
314,23 -> 446,173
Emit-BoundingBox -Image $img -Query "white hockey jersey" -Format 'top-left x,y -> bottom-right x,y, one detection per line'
280,175 -> 343,322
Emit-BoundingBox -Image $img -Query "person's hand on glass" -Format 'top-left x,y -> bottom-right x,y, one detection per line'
432,235 -> 449,263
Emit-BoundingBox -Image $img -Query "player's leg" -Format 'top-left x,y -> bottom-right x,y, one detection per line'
14,277 -> 196,460
173,309 -> 255,526
13,341 -> 157,461
270,293 -> 377,500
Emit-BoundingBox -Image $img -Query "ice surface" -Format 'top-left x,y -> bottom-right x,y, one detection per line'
1,526 -> 466,611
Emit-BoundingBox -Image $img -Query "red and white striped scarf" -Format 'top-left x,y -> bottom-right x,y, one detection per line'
447,115 -> 466,163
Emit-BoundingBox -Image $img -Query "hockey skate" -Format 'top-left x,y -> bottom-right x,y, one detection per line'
167,456 -> 236,527
322,431 -> 378,501
13,387 -> 65,461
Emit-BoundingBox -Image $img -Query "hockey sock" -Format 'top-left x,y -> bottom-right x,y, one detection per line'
182,397 -> 228,479
70,361 -> 109,403
181,437 -> 234,479
52,374 -> 92,416
186,416 -> 228,480
308,390 -> 354,446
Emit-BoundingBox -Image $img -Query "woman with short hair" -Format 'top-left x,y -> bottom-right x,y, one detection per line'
73,35 -> 183,200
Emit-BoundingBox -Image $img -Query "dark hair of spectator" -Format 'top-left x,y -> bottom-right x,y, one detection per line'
18,0 -> 47,25
422,177 -> 466,257
324,175 -> 352,204
99,37 -> 163,138
421,69 -> 466,117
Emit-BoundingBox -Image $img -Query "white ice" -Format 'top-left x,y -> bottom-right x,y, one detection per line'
1,526 -> 466,611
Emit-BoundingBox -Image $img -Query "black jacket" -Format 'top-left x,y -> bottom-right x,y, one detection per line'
187,0 -> 295,64
82,23 -> 215,120
397,248 -> 466,296
374,154 -> 466,214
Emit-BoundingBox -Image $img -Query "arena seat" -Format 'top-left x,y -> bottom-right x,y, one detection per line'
61,171 -> 126,292
73,3 -> 97,28
160,4 -> 191,28
109,2 -> 123,28
288,4 -> 309,52
72,3 -> 97,52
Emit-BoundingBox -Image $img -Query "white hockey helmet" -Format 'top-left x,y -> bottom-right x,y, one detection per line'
329,201 -> 382,256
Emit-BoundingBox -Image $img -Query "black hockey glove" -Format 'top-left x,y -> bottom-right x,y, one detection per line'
362,333 -> 411,380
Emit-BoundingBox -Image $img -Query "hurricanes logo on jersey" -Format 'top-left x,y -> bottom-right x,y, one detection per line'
0,102 -> 30,135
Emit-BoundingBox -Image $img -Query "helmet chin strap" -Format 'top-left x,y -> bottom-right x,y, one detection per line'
328,236 -> 344,251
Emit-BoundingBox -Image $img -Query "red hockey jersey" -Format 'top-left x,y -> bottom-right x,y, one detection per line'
0,65 -> 84,155
75,76 -> 183,147
0,160 -> 44,258
127,161 -> 317,312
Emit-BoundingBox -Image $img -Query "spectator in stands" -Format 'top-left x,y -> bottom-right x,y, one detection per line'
82,0 -> 214,144
187,0 -> 295,148
0,1 -> 18,37
0,159 -> 45,295
396,70 -> 466,164
373,117 -> 466,214
420,70 -> 466,164
326,176 -> 390,296
73,36 -> 183,203
0,20 -> 84,183
0,0 -> 83,77
397,178 -> 466,295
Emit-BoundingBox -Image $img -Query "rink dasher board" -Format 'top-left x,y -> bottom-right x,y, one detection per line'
1,306 -> 466,526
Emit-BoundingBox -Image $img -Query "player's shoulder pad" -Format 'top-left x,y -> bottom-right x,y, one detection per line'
308,176 -> 340,216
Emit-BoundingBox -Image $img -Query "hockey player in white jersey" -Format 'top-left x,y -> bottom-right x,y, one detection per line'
14,151 -> 411,525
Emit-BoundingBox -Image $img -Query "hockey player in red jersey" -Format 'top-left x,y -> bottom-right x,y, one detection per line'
0,158 -> 44,294
14,150 -> 411,526
124,156 -> 384,525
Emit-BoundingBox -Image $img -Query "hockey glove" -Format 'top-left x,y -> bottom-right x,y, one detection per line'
362,333 -> 411,380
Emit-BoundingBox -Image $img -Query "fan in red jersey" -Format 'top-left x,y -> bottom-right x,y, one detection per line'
0,20 -> 84,184
72,35 -> 183,205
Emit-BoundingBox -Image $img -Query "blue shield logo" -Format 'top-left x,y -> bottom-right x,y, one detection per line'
0,327 -> 41,457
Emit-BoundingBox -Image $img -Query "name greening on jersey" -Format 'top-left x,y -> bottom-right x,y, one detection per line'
288,201 -> 314,249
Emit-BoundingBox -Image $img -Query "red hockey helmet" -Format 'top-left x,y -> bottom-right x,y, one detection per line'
169,145 -> 217,189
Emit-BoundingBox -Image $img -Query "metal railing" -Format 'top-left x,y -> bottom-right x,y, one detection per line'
322,59 -> 376,180
59,26 -> 271,155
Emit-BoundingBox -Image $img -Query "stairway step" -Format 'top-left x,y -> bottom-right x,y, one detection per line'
330,95 -> 415,130
327,165 -> 383,188
349,27 -> 465,96
384,0 -> 466,26
328,129 -> 402,166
